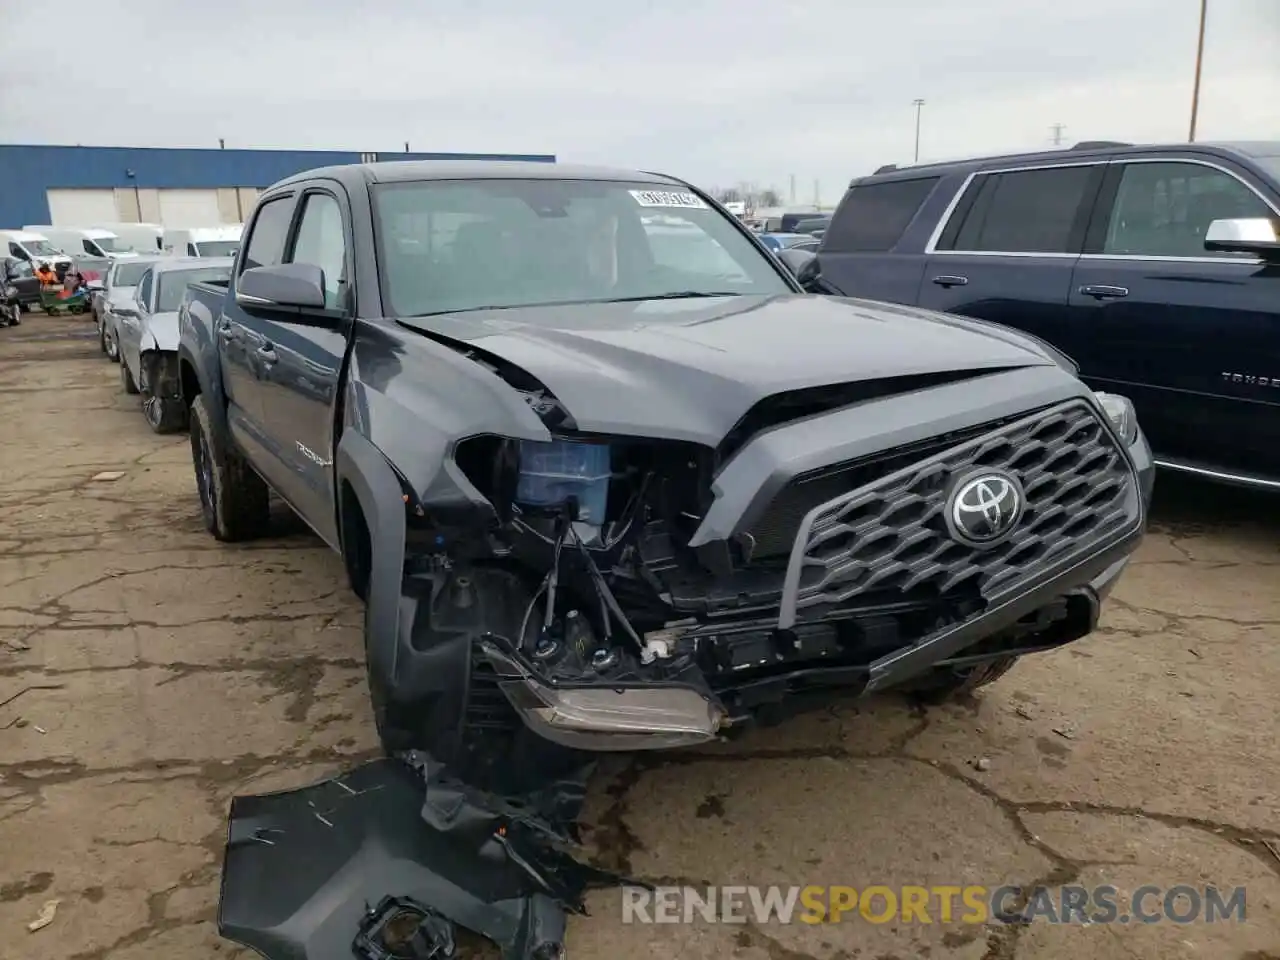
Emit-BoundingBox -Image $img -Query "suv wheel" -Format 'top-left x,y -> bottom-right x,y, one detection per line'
188,394 -> 270,541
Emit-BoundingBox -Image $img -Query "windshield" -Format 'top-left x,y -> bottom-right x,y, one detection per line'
112,261 -> 153,287
93,236 -> 123,253
372,178 -> 790,317
195,241 -> 239,258
24,239 -> 61,256
156,266 -> 232,312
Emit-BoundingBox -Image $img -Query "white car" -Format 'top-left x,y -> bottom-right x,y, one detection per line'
116,257 -> 233,433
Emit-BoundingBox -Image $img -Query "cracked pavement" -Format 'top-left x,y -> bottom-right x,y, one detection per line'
1,316 -> 1278,960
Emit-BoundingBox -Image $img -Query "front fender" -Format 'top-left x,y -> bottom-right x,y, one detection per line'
177,298 -> 230,443
344,323 -> 551,511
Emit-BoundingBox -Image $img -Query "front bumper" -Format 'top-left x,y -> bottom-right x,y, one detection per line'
485,400 -> 1153,751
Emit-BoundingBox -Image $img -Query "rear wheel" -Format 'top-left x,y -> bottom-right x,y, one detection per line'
188,394 -> 270,541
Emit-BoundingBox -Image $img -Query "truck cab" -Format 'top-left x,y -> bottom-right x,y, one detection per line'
810,140 -> 1280,490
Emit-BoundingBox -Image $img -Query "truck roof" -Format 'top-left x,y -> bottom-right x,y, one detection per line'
857,140 -> 1280,185
272,160 -> 687,190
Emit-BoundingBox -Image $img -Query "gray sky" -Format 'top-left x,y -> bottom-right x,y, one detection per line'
2,0 -> 1276,204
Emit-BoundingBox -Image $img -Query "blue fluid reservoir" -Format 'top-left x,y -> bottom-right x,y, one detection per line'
515,440 -> 611,523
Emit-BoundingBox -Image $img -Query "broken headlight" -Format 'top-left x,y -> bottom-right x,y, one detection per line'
1093,391 -> 1138,445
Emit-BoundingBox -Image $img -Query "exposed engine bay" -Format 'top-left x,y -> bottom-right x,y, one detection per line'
396,364 -> 1144,756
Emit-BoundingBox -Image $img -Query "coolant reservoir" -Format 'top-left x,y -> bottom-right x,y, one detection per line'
515,440 -> 611,524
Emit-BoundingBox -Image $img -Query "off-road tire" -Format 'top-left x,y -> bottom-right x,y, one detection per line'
903,655 -> 1020,703
188,394 -> 270,542
120,357 -> 139,394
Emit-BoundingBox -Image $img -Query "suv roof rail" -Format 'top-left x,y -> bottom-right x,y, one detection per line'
1070,140 -> 1131,150
873,163 -> 899,174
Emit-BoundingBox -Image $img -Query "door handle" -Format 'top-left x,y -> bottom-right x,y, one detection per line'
1079,284 -> 1129,300
931,275 -> 969,287
256,344 -> 278,365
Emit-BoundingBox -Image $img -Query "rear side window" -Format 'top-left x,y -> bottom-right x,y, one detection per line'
824,178 -> 939,253
240,196 -> 295,271
942,166 -> 1097,254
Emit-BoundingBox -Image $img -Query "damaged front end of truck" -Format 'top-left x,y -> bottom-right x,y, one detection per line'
348,326 -> 1150,770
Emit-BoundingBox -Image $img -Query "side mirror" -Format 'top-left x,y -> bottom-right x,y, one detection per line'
1204,218 -> 1280,262
777,248 -> 819,282
236,263 -> 327,311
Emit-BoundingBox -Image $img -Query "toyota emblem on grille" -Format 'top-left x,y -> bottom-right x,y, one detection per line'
946,470 -> 1025,547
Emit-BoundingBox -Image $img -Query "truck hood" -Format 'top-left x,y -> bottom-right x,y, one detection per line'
396,293 -> 1057,443
142,310 -> 180,352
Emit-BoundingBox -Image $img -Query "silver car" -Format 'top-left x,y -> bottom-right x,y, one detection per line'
97,257 -> 161,361
116,257 -> 234,433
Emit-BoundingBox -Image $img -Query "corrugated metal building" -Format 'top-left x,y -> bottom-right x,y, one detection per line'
0,144 -> 557,228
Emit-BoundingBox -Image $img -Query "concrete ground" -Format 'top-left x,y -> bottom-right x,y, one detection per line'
0,314 -> 1277,960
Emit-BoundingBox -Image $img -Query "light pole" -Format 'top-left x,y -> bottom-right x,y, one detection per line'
1188,0 -> 1208,141
912,99 -> 925,163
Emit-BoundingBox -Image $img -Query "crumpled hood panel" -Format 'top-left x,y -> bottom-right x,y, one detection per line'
397,294 -> 1053,444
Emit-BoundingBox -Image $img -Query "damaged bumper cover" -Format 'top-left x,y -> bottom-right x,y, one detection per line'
218,757 -> 633,960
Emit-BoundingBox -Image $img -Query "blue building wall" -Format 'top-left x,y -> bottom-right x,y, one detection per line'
0,144 -> 556,226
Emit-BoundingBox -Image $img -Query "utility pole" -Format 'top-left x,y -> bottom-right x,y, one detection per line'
1050,123 -> 1067,147
1188,0 -> 1208,141
912,99 -> 925,163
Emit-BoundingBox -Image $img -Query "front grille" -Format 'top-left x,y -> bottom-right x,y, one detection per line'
782,400 -> 1138,625
745,414 -> 1027,559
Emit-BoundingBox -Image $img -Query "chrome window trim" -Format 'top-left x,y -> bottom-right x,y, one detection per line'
924,155 -> 1280,261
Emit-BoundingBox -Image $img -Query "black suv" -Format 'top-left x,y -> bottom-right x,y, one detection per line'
803,140 -> 1280,490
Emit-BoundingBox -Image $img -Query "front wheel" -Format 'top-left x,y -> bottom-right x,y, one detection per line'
188,394 -> 270,541
142,393 -> 188,434
104,327 -> 119,362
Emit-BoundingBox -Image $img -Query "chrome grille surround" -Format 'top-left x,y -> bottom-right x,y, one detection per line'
777,399 -> 1141,630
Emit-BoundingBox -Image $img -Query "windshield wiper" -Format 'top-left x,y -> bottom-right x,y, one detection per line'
600,291 -> 742,303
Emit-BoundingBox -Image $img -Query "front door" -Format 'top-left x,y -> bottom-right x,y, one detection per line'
916,164 -> 1104,355
249,186 -> 351,549
218,194 -> 298,456
1068,158 -> 1280,479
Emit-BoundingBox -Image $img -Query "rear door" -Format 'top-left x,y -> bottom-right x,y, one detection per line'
817,176 -> 943,302
1069,157 -> 1280,480
916,163 -> 1105,352
218,193 -> 298,458
249,185 -> 352,548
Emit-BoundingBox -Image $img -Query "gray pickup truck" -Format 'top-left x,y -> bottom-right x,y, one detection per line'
177,159 -> 1154,775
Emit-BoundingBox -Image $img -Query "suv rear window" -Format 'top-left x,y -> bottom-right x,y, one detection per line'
940,165 -> 1097,254
823,177 -> 939,253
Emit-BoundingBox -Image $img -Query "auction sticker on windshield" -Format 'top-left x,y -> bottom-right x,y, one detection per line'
629,190 -> 708,209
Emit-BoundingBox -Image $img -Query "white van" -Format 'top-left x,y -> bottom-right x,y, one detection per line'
164,225 -> 242,258
0,230 -> 73,272
94,223 -> 166,255
24,226 -> 138,260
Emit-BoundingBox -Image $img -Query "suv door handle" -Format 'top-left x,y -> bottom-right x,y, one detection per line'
1079,284 -> 1129,300
931,275 -> 969,287
256,344 -> 278,365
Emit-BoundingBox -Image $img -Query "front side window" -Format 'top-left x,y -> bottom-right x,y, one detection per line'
372,179 -> 790,317
1102,161 -> 1275,258
945,166 -> 1097,254
241,197 -> 295,271
288,193 -> 347,308
156,266 -> 233,312
9,243 -> 26,259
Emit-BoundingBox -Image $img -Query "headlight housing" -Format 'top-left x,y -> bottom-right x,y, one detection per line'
1093,391 -> 1138,445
